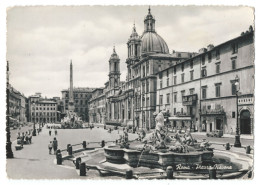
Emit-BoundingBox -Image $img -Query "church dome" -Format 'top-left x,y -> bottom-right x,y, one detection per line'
141,32 -> 169,54
140,7 -> 169,54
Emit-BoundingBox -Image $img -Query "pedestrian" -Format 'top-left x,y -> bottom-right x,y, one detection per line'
21,132 -> 25,147
49,129 -> 51,136
52,137 -> 58,154
25,132 -> 29,144
48,141 -> 53,154
55,129 -> 57,136
38,128 -> 40,135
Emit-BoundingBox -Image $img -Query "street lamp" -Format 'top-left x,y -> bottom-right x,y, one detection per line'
6,61 -> 13,158
32,103 -> 36,136
234,75 -> 241,147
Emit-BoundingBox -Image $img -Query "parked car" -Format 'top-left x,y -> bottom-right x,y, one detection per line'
206,130 -> 223,138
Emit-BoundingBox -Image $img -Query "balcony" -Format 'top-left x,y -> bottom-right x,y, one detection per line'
182,94 -> 197,106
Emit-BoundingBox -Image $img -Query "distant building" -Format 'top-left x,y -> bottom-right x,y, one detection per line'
28,93 -> 58,123
61,87 -> 94,122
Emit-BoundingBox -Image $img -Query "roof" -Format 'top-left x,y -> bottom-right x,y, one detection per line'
38,100 -> 57,104
61,87 -> 95,92
158,30 -> 254,74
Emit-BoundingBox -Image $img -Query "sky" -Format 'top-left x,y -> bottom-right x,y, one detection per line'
6,6 -> 254,98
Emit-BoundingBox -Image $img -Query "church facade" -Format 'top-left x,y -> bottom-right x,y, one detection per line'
89,8 -> 194,129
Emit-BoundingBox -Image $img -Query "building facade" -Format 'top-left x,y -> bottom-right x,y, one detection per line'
61,87 -> 94,122
28,93 -> 58,123
156,27 -> 254,134
89,8 -> 254,135
8,85 -> 27,125
89,88 -> 106,124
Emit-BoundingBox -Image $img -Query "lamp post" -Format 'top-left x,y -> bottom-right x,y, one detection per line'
234,75 -> 241,147
32,103 -> 36,136
6,61 -> 13,158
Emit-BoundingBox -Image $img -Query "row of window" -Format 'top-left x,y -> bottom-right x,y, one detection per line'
65,99 -> 88,104
33,104 -> 56,107
32,112 -> 56,116
159,82 -> 237,104
32,107 -> 56,111
64,107 -> 87,113
65,93 -> 91,99
160,59 -> 237,88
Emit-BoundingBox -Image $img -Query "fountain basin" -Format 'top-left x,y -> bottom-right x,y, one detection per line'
104,145 -> 213,170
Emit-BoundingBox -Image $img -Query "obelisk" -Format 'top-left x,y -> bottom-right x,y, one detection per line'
68,60 -> 75,113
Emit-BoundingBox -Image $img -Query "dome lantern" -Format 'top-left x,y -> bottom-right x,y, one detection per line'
141,7 -> 169,54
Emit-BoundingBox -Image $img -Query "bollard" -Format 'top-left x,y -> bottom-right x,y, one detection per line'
82,141 -> 86,149
67,144 -> 71,152
57,153 -> 62,165
225,143 -> 230,150
79,162 -> 86,176
166,166 -> 174,179
68,145 -> 73,155
56,149 -> 61,159
75,157 -> 81,169
101,140 -> 105,147
125,169 -> 133,179
209,169 -> 217,179
246,145 -> 251,154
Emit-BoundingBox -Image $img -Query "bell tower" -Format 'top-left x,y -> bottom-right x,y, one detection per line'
127,23 -> 141,58
109,46 -> 121,89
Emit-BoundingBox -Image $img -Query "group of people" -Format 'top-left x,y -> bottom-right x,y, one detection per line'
48,137 -> 58,154
49,129 -> 58,136
17,131 -> 32,146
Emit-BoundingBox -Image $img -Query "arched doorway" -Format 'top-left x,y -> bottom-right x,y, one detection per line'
240,110 -> 251,134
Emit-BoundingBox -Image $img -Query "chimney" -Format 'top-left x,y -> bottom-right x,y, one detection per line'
199,48 -> 207,54
249,25 -> 253,32
207,44 -> 214,51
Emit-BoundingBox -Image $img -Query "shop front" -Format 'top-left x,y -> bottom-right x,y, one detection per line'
168,115 -> 193,132
200,108 -> 226,133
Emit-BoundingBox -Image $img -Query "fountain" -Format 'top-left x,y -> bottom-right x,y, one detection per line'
60,111 -> 83,129
59,111 -> 253,179
104,112 -> 214,170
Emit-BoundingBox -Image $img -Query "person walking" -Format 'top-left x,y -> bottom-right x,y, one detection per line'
54,129 -> 57,136
48,141 -> 53,154
21,132 -> 25,147
52,137 -> 58,154
49,129 -> 51,136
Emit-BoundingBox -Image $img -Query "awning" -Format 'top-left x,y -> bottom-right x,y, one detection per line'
168,116 -> 192,121
9,117 -> 18,122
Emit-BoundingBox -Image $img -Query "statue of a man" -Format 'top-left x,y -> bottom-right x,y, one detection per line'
154,112 -> 167,144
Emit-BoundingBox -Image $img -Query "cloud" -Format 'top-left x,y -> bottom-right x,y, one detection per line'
7,6 -> 254,98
